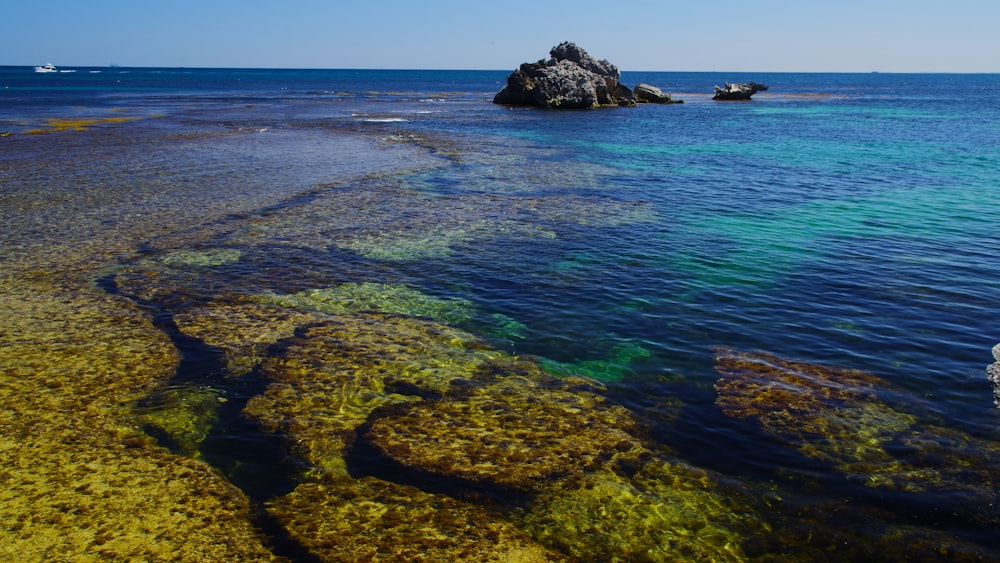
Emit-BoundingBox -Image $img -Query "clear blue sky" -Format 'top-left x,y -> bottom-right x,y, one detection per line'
5,0 -> 997,72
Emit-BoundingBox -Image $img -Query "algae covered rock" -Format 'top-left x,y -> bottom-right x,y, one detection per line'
714,347 -> 1000,525
522,463 -> 753,562
173,301 -> 325,376
256,282 -> 474,324
0,284 -> 273,562
266,475 -> 565,562
243,314 -> 505,474
133,384 -> 224,456
161,248 -> 242,267
361,374 -> 647,493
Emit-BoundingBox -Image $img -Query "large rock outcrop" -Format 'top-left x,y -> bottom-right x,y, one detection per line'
493,42 -> 636,109
713,82 -> 769,100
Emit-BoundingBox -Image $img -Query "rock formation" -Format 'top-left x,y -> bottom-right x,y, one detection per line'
988,343 -> 1000,407
634,83 -> 681,104
493,42 -> 637,108
713,82 -> 769,100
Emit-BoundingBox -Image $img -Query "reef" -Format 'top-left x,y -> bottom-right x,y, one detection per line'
223,177 -> 656,261
362,374 -> 646,494
0,283 -> 274,561
266,475 -> 565,561
714,347 -> 1000,526
242,314 -> 506,475
256,282 -> 475,324
521,464 -> 754,562
173,301 -> 326,376
133,384 -> 224,456
241,309 -> 775,561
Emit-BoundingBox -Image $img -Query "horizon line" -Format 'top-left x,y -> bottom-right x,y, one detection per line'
3,64 -> 998,75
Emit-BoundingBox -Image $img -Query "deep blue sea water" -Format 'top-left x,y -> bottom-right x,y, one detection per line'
2,66 -> 999,558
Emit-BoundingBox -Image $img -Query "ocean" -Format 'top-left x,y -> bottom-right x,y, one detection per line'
1,66 -> 998,561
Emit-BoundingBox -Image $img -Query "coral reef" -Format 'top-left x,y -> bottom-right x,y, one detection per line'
267,475 -> 565,562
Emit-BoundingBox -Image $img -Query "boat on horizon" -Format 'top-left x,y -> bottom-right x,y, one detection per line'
34,63 -> 57,73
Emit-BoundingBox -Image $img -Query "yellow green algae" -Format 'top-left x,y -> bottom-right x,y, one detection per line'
255,282 -> 475,324
363,373 -> 646,492
242,313 -> 504,475
173,302 -> 326,376
22,115 -> 149,134
521,465 -> 753,562
161,248 -> 243,267
714,347 -> 1000,526
132,384 -> 225,456
266,475 -> 566,562
0,281 -> 275,561
0,122 -> 438,561
242,311 -> 767,561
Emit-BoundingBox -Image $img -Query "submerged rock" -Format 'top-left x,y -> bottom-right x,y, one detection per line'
539,340 -> 653,382
267,475 -> 565,562
243,314 -> 505,474
161,248 -> 242,267
713,82 -> 769,100
256,282 -> 475,324
522,464 -> 754,562
362,374 -> 646,494
714,347 -> 1000,525
493,42 -> 636,108
0,284 -> 273,561
133,384 -> 224,456
174,302 -> 325,376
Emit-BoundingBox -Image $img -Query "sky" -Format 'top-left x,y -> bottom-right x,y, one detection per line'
5,0 -> 998,72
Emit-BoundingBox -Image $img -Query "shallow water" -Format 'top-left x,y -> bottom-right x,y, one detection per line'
2,66 -> 999,561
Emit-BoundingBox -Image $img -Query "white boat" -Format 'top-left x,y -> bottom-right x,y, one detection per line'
34,63 -> 57,73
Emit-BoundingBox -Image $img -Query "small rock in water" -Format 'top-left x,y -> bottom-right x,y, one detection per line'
988,343 -> 1000,407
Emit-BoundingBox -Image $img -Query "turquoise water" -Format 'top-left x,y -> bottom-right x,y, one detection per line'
2,67 -> 999,559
